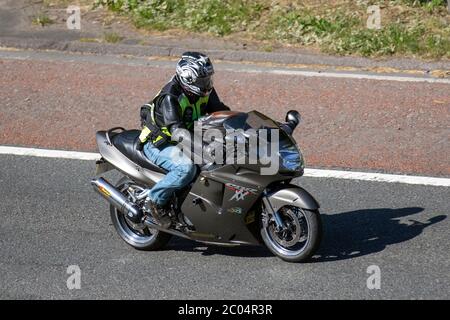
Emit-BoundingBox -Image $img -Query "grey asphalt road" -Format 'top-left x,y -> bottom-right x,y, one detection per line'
0,154 -> 448,299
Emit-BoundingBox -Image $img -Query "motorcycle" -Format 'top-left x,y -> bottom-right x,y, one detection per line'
91,110 -> 322,262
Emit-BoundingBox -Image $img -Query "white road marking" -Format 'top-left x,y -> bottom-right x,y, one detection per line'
0,146 -> 99,161
303,168 -> 450,187
257,69 -> 450,84
1,146 -> 449,187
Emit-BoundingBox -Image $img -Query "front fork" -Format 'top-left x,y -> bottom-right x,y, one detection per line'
262,194 -> 285,231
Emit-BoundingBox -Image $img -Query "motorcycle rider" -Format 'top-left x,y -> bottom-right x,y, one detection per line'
133,52 -> 229,227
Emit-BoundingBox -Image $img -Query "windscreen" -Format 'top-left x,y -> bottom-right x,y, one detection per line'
223,110 -> 279,130
223,110 -> 297,151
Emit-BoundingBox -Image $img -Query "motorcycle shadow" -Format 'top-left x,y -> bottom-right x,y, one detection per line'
164,239 -> 273,258
162,207 -> 446,261
311,206 -> 447,263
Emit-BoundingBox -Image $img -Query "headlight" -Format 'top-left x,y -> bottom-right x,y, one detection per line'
279,146 -> 304,172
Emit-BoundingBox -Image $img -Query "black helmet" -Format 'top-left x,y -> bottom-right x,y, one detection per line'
176,52 -> 214,97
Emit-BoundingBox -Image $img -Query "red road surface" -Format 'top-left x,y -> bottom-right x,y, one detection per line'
0,54 -> 449,176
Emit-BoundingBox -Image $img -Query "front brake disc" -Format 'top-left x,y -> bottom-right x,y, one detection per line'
269,209 -> 301,247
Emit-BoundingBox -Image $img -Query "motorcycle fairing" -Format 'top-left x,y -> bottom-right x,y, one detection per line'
180,163 -> 291,245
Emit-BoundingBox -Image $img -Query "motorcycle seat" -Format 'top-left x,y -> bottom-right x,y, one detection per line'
111,130 -> 167,174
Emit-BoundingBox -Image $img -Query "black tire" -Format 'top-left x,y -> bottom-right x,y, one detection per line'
261,207 -> 322,263
110,177 -> 171,251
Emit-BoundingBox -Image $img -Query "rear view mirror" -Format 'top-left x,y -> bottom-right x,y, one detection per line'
286,110 -> 301,128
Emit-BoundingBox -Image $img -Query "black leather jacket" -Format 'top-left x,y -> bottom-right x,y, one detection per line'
152,76 -> 230,135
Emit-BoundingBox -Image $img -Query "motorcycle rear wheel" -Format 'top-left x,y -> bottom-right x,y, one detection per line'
261,206 -> 322,262
110,177 -> 172,251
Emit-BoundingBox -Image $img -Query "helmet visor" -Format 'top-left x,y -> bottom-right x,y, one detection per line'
193,75 -> 214,95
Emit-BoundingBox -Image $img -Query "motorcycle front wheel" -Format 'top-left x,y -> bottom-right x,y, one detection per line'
260,206 -> 322,262
110,177 -> 172,251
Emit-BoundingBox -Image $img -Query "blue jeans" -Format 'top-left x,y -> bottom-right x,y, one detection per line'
143,143 -> 197,206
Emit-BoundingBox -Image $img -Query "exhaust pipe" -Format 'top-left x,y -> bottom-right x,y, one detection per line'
91,177 -> 141,219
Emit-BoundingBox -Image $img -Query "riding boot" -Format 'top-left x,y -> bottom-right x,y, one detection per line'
144,198 -> 172,229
